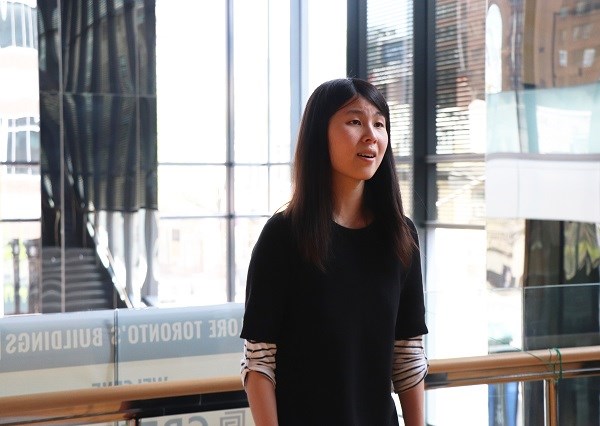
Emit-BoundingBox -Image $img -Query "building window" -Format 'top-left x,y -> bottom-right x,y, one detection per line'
559,49 -> 568,67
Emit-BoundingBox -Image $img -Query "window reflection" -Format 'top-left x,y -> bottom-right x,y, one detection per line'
487,0 -> 600,155
486,1 -> 600,424
1,1 -> 41,316
0,1 -> 37,48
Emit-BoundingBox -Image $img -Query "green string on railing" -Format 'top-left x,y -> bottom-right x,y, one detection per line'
487,336 -> 563,381
550,347 -> 563,382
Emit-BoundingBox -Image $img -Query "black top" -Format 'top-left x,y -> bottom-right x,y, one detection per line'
240,212 -> 428,425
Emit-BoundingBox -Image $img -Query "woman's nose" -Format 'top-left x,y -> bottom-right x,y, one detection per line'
363,126 -> 378,143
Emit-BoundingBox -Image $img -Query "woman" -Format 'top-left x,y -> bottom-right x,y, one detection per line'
240,78 -> 428,425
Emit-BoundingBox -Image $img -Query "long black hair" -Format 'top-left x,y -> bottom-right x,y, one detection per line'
286,78 -> 416,270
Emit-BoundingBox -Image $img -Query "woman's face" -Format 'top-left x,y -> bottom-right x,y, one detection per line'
327,95 -> 389,189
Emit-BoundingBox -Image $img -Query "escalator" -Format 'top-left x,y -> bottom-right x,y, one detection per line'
39,246 -> 122,313
22,241 -> 129,314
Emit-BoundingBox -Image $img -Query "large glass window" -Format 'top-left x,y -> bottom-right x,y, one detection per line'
155,1 -> 346,306
155,0 -> 229,306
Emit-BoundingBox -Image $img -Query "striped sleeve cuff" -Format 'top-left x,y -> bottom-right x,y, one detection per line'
240,339 -> 277,388
392,336 -> 428,394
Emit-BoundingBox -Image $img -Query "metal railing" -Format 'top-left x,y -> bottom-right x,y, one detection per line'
1,345 -> 599,425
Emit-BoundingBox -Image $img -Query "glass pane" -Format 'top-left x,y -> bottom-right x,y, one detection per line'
485,1 -> 600,221
1,221 -> 41,316
138,409 -> 254,425
435,161 -> 485,225
234,166 -> 268,215
486,218 -> 525,352
523,376 -> 600,425
425,227 -> 487,359
268,0 -> 291,164
0,164 -> 41,220
268,164 -> 291,213
157,218 -> 227,306
234,216 -> 268,303
13,3 -> 24,47
233,0 -> 269,163
367,0 -> 413,153
435,1 -> 486,155
306,0 -> 346,92
367,0 -> 414,215
396,161 -> 413,219
0,3 -> 14,47
427,385 -> 490,426
158,165 -> 226,216
156,0 -> 227,163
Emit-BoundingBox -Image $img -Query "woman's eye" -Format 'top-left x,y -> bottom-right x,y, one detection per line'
348,119 -> 361,125
374,121 -> 385,127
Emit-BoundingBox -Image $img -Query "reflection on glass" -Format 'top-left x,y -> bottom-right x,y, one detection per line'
486,219 -> 525,290
435,162 -> 485,225
486,219 -> 525,355
366,0 -> 414,218
1,1 -> 41,316
486,0 -> 600,155
1,222 -> 41,316
396,162 -> 413,219
157,218 -> 227,306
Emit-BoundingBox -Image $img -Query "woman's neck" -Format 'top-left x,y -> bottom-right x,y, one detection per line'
332,181 -> 370,229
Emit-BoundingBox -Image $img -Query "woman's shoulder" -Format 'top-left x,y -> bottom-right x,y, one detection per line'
265,210 -> 291,229
258,210 -> 293,242
404,216 -> 417,231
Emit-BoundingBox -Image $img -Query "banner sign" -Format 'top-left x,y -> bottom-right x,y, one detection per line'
0,303 -> 245,396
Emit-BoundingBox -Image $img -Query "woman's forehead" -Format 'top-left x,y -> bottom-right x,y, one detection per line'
337,96 -> 383,116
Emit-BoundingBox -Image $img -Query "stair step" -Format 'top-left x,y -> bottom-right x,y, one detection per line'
38,246 -> 116,313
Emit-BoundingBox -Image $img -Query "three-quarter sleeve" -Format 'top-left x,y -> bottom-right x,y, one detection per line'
241,340 -> 278,387
392,336 -> 428,393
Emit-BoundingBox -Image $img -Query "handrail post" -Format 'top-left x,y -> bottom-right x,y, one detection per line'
544,379 -> 558,426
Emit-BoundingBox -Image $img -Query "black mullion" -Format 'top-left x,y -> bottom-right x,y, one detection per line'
346,0 -> 367,79
412,0 -> 436,227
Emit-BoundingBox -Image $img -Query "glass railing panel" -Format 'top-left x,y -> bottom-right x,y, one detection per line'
427,282 -> 600,360
114,304 -> 244,386
425,379 -> 597,426
0,309 -> 115,397
426,385 -> 500,425
0,304 -> 245,398
136,409 -> 254,426
425,286 -> 523,360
